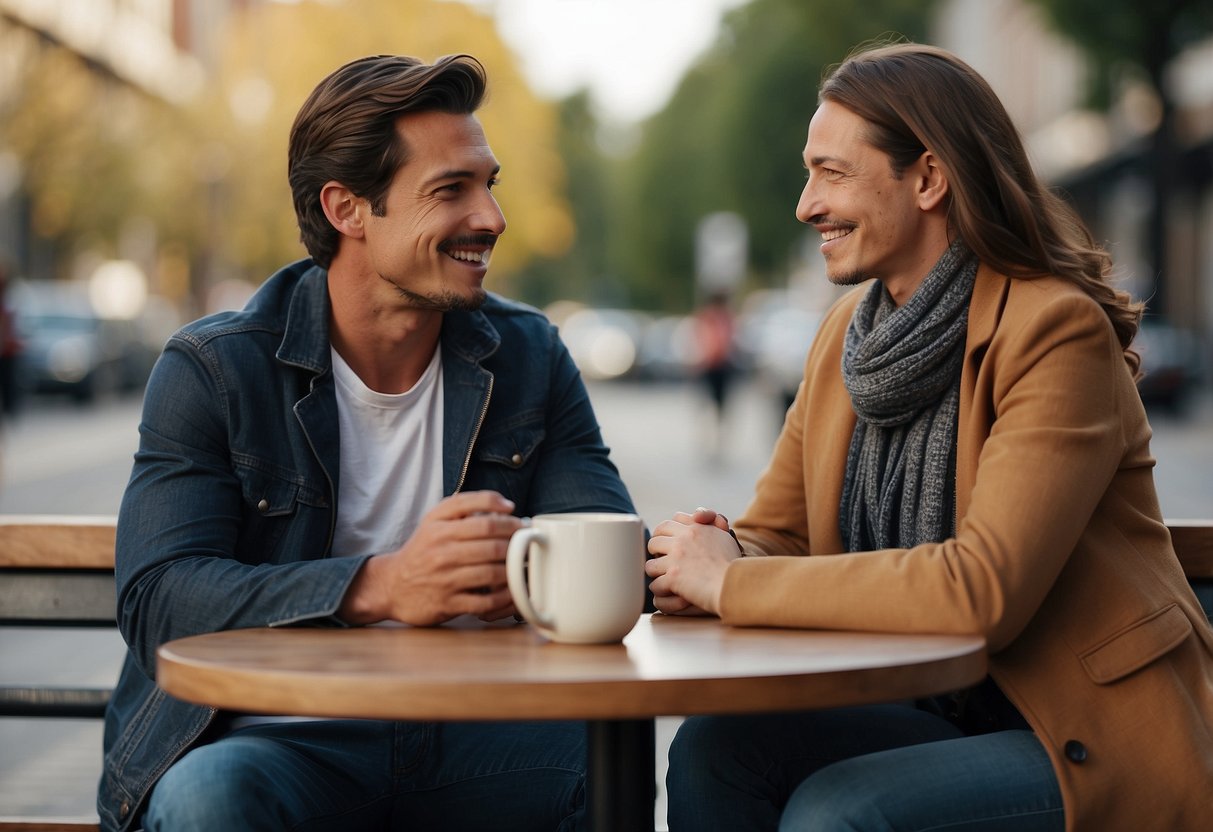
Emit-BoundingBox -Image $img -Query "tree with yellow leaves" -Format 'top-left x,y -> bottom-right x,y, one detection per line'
194,0 -> 572,299
0,0 -> 573,309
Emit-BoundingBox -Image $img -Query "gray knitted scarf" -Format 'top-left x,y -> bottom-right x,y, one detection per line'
839,241 -> 978,552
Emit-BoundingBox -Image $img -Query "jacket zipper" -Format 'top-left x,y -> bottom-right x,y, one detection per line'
300,373 -> 338,555
454,374 -> 493,493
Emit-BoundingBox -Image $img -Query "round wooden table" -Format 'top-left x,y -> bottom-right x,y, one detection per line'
158,613 -> 986,831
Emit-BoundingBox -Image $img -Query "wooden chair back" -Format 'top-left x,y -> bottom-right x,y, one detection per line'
0,515 -> 116,830
1169,518 -> 1213,621
0,515 -> 117,717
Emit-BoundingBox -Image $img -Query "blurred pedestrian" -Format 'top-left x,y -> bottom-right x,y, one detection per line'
0,261 -> 23,419
647,41 -> 1213,830
100,54 -> 638,832
693,290 -> 737,457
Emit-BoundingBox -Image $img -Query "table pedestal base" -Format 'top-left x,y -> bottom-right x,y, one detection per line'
587,718 -> 656,832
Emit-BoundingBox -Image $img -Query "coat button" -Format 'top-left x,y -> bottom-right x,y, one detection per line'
120,800 -> 130,817
1064,740 -> 1088,763
510,453 -> 523,467
257,498 -> 269,512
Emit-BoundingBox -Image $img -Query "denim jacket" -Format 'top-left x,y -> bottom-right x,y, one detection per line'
98,260 -> 638,831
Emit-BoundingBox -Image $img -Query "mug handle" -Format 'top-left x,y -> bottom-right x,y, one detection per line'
506,527 -> 554,629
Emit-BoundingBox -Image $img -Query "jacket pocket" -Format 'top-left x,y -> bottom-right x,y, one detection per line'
464,421 -> 546,497
232,456 -> 326,558
475,420 -> 545,468
233,454 -> 326,512
1079,604 -> 1193,684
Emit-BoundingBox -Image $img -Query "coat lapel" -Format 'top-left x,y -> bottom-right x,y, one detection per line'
955,266 -> 1012,520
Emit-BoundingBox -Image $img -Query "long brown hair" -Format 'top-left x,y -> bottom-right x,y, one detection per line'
288,54 -> 487,268
821,41 -> 1142,372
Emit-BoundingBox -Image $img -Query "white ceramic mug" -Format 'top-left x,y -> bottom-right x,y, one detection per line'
506,512 -> 645,644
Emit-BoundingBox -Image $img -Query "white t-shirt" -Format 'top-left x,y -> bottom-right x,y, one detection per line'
330,344 -> 444,558
229,345 -> 446,730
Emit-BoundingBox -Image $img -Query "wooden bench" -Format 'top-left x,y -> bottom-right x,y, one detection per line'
0,516 -> 116,832
1170,519 -> 1213,621
0,515 -> 1209,831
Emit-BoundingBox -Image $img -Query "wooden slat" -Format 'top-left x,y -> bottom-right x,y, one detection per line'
1167,519 -> 1213,579
0,516 -> 115,828
0,517 -> 116,570
0,686 -> 111,718
0,819 -> 100,831
0,572 -> 116,625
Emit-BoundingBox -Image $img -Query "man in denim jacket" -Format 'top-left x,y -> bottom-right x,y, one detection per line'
99,54 -> 639,832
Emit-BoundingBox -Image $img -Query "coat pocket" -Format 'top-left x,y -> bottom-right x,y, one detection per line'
1079,604 -> 1193,684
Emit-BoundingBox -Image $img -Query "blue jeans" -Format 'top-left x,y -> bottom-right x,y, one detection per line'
143,719 -> 585,831
666,705 -> 1064,831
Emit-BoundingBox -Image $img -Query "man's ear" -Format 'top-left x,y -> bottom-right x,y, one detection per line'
320,181 -> 366,239
915,151 -> 949,212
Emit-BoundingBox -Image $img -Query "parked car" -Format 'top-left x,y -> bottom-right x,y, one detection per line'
634,314 -> 699,382
736,289 -> 822,414
12,281 -> 156,402
555,307 -> 651,381
1133,320 -> 1203,414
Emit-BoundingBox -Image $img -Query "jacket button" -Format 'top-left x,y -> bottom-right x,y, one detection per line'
257,498 -> 269,512
120,800 -> 130,817
1064,740 -> 1088,763
510,453 -> 523,467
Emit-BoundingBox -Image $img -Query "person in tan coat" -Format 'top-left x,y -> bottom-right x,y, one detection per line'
646,41 -> 1213,831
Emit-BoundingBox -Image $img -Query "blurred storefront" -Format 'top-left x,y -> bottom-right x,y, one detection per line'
0,0 -> 259,316
936,0 -> 1213,398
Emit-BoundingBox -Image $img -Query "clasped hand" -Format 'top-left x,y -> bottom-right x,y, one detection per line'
340,490 -> 523,626
645,507 -> 742,616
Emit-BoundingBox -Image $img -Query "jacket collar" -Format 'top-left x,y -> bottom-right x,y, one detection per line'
276,262 -> 333,374
271,262 -> 503,373
439,301 -> 502,365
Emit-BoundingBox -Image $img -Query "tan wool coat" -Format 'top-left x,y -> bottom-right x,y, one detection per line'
723,266 -> 1213,830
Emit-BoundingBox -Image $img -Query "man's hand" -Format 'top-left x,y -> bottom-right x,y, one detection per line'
689,507 -> 735,537
339,490 -> 524,626
645,507 -> 742,616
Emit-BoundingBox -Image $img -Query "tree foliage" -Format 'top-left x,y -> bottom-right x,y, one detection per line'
0,34 -> 197,275
539,0 -> 939,312
510,91 -> 627,309
1,0 -> 571,304
1024,0 -> 1213,103
1024,0 -> 1213,308
191,0 -> 571,296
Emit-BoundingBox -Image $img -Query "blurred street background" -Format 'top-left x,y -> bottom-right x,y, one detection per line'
1,0 -> 1211,827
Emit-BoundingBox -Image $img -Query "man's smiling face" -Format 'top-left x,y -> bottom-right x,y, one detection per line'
359,110 -> 506,311
795,100 -> 944,303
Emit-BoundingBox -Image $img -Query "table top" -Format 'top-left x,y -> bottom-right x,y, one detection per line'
157,614 -> 987,721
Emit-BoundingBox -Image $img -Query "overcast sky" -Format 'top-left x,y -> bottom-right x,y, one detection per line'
466,0 -> 752,124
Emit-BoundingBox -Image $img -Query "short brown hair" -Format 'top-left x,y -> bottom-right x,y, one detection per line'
288,54 -> 487,268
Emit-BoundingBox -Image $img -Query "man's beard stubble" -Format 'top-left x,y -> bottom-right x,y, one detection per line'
828,269 -> 870,287
395,285 -> 487,312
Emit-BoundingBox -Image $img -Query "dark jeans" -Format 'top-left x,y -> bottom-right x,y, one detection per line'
666,704 -> 1064,831
143,719 -> 585,831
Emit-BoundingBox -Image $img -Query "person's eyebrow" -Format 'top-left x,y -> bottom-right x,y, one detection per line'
808,155 -> 848,169
422,165 -> 501,188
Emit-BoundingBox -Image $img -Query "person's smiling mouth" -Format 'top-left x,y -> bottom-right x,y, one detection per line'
440,235 -> 497,266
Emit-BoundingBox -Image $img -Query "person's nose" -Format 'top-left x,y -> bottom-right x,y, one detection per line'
472,190 -> 507,236
795,177 -> 819,225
